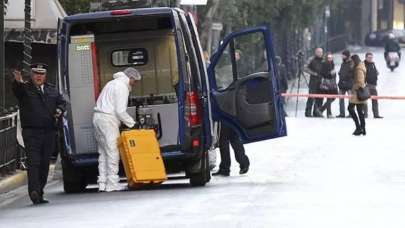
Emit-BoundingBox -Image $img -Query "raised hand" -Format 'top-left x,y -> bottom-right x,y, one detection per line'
13,70 -> 24,83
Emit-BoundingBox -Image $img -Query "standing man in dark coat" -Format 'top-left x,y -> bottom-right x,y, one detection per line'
364,53 -> 383,119
275,56 -> 289,117
304,48 -> 324,117
213,124 -> 250,177
337,50 -> 354,118
12,64 -> 66,204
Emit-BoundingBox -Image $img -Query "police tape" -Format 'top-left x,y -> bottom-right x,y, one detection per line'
281,93 -> 405,100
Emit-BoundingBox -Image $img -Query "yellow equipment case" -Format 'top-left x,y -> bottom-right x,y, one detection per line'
118,129 -> 167,188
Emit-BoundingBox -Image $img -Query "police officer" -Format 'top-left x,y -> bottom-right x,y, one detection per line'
213,123 -> 250,177
12,64 -> 66,205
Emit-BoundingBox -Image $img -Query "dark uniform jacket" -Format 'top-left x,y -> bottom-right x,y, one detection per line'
364,61 -> 379,86
12,80 -> 66,129
338,59 -> 354,90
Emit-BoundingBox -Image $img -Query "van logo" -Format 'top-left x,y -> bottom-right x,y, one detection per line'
76,45 -> 90,51
129,139 -> 136,147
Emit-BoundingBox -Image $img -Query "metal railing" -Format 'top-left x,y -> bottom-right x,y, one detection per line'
0,111 -> 18,176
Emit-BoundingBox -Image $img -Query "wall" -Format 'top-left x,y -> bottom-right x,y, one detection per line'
393,0 -> 405,29
5,0 -> 66,29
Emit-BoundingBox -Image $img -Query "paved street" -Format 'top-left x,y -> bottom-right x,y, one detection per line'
1,48 -> 405,228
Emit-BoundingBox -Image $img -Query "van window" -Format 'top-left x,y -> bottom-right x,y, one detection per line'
111,48 -> 148,67
214,32 -> 269,90
214,46 -> 235,90
234,32 -> 268,78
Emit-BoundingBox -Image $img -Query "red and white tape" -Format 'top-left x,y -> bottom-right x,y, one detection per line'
281,93 -> 405,100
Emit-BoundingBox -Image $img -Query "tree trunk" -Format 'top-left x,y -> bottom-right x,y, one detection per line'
199,0 -> 221,51
23,0 -> 32,79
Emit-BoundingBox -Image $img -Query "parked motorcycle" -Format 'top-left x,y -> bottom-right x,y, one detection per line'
386,52 -> 400,72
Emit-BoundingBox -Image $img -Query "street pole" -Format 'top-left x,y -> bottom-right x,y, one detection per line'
23,0 -> 32,79
324,5 -> 330,52
1,0 -> 5,110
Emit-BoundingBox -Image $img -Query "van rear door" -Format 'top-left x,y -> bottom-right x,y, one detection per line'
183,12 -> 214,148
208,27 -> 287,144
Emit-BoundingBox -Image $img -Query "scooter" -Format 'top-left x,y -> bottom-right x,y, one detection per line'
386,52 -> 400,72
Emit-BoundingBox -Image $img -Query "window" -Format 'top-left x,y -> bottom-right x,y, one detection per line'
234,32 -> 268,78
111,48 -> 148,67
214,45 -> 235,90
214,32 -> 268,90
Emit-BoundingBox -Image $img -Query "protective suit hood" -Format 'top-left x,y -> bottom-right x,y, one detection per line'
113,72 -> 131,91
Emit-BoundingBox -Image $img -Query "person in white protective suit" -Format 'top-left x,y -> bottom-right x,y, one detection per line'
93,67 -> 141,192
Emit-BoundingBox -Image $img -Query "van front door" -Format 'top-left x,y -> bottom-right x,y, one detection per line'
208,27 -> 287,144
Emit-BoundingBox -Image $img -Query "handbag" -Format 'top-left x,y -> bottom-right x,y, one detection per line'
320,78 -> 337,92
357,86 -> 371,101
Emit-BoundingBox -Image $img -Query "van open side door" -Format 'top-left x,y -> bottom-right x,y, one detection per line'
208,27 -> 287,144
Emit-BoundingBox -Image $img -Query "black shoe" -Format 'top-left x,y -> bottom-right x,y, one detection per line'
305,112 -> 312,118
239,167 -> 249,175
30,191 -> 41,205
353,128 -> 362,136
362,128 -> 367,136
374,116 -> 384,119
212,170 -> 230,177
327,114 -> 334,119
39,198 -> 49,204
336,115 -> 345,118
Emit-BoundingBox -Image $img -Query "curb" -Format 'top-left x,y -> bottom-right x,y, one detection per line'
0,171 -> 28,194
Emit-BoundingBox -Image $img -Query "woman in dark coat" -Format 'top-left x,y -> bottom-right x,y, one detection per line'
319,53 -> 338,118
349,54 -> 367,136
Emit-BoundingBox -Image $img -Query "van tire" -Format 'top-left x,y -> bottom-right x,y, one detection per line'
189,151 -> 210,187
61,159 -> 87,193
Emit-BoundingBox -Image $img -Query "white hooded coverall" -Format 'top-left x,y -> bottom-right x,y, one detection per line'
93,72 -> 135,191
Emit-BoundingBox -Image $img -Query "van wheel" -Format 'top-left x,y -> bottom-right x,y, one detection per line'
189,151 -> 210,187
61,159 -> 87,193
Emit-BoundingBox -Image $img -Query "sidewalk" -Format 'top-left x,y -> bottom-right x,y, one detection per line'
0,164 -> 58,195
0,171 -> 27,195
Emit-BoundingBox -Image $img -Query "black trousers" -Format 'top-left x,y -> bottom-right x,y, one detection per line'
305,77 -> 323,115
348,103 -> 366,129
320,97 -> 336,115
22,129 -> 56,200
338,89 -> 350,116
364,85 -> 380,117
218,125 -> 250,172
